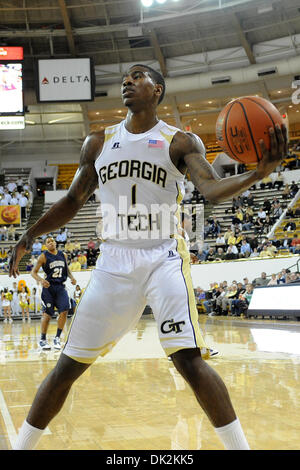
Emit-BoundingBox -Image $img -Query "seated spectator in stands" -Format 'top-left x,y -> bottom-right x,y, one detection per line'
32,239 -> 42,256
268,273 -> 278,286
273,172 -> 284,190
87,248 -> 97,267
87,238 -> 96,250
240,239 -> 251,258
0,189 -> 11,205
205,247 -> 216,262
9,192 -> 19,206
257,207 -> 267,220
266,241 -> 277,257
271,202 -> 283,221
6,179 -> 16,194
227,230 -> 237,246
215,233 -> 226,247
285,207 -> 294,219
249,233 -> 258,252
252,272 -> 268,287
262,198 -> 272,214
290,181 -> 299,198
234,229 -> 243,247
290,234 -> 300,254
241,189 -> 250,205
7,225 -> 16,241
242,214 -> 253,231
247,192 -> 255,206
65,239 -> 75,253
231,284 -> 253,317
279,234 -> 292,250
56,229 -> 67,246
215,247 -> 226,261
260,175 -> 273,189
283,220 -> 296,232
16,177 -> 23,192
225,244 -> 238,260
73,239 -> 81,253
77,252 -> 87,269
0,225 -> 8,241
26,258 -> 34,272
209,216 -> 221,237
262,215 -> 273,233
259,244 -> 274,258
253,217 -> 264,234
19,192 -> 28,219
223,228 -> 233,244
69,256 -> 81,272
204,220 -> 211,238
294,206 -> 300,218
281,184 -> 291,200
277,269 -> 287,284
196,249 -> 207,262
0,248 -> 8,263
228,196 -> 243,214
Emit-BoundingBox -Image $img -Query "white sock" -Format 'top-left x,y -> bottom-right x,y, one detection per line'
13,420 -> 45,450
214,418 -> 250,450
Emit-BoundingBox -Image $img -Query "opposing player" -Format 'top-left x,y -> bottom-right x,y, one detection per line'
9,64 -> 287,450
31,236 -> 77,350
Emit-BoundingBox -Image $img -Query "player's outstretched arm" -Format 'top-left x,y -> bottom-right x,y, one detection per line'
9,131 -> 104,278
181,125 -> 287,203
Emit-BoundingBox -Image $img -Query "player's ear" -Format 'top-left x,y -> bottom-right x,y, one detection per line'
154,84 -> 163,101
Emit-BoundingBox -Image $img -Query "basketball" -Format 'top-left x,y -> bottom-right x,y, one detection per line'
216,96 -> 284,164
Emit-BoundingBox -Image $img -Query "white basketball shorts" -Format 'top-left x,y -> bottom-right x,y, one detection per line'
63,237 -> 207,364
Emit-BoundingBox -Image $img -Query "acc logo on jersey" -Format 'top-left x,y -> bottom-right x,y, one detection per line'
161,319 -> 185,334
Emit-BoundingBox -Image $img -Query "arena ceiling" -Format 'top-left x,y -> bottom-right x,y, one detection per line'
0,0 -> 300,151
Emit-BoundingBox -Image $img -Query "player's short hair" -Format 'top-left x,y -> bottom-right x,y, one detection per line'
131,64 -> 166,105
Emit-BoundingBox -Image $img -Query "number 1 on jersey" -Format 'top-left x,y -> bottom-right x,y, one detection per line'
131,184 -> 137,206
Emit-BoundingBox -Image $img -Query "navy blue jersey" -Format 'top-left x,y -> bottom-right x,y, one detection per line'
43,250 -> 68,285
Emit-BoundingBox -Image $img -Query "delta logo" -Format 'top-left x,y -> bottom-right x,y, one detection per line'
41,75 -> 90,85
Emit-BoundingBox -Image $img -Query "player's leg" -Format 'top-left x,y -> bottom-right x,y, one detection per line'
147,238 -> 249,449
13,353 -> 90,449
53,286 -> 70,349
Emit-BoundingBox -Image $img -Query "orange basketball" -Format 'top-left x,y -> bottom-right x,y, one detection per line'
216,96 -> 284,164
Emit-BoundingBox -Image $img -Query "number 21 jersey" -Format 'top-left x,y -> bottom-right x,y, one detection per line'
43,250 -> 68,284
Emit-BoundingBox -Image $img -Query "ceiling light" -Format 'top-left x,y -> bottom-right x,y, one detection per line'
118,110 -> 122,113
96,112 -> 100,115
289,105 -> 293,108
208,101 -> 212,104
141,0 -> 153,6
185,104 -> 190,107
277,91 -> 282,94
198,123 -> 202,126
156,0 -> 167,3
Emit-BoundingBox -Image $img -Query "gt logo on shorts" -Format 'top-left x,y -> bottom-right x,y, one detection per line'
161,319 -> 185,334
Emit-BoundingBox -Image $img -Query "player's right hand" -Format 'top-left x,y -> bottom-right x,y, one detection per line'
41,279 -> 50,288
9,235 -> 33,278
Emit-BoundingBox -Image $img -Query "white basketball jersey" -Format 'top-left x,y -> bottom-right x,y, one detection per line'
94,119 -> 186,248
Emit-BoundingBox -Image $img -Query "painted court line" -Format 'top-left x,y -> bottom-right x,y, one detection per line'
0,390 -> 51,449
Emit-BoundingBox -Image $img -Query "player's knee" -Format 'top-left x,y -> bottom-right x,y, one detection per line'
50,353 -> 90,387
170,347 -> 204,380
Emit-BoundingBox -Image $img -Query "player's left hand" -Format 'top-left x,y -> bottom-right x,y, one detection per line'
256,124 -> 288,179
71,278 -> 77,285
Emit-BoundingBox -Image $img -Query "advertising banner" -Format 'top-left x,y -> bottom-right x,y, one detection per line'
0,205 -> 21,225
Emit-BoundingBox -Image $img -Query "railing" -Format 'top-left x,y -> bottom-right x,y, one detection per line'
267,189 -> 300,239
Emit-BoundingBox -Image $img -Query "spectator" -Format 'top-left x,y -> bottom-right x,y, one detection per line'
73,239 -> 81,253
69,256 -> 81,272
277,269 -> 287,284
77,252 -> 87,269
257,207 -> 267,220
7,225 -> 16,241
31,239 -> 42,256
19,192 -> 28,219
273,172 -> 284,190
290,234 -> 300,254
87,238 -> 96,250
225,244 -> 238,260
215,233 -> 226,247
253,272 -> 268,287
56,229 -> 67,246
281,184 -> 290,200
249,233 -> 259,251
268,273 -> 278,286
260,175 -> 273,189
0,189 -> 11,205
290,181 -> 299,198
16,177 -> 23,192
196,249 -> 207,262
6,179 -> 16,193
0,226 -> 8,241
232,284 -> 253,317
65,239 -> 75,253
205,247 -> 216,262
240,240 -> 251,258
215,247 -> 225,261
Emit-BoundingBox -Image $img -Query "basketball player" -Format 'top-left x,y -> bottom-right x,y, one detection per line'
9,64 -> 287,450
31,236 -> 77,350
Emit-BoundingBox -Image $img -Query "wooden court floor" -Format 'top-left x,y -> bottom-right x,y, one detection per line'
0,314 -> 300,450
